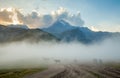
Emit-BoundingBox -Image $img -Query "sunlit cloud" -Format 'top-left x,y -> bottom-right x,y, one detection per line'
0,7 -> 22,25
0,7 -> 84,28
51,7 -> 84,26
89,26 -> 99,32
94,22 -> 120,32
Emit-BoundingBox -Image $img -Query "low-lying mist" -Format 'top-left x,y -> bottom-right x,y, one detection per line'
0,37 -> 120,69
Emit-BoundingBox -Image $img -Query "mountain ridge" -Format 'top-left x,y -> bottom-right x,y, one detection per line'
0,24 -> 59,43
0,20 -> 120,44
42,20 -> 120,43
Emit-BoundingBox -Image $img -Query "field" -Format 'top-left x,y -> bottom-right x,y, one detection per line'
0,68 -> 46,78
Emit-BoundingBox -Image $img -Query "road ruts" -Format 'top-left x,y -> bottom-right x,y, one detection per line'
50,65 -> 96,78
23,66 -> 65,78
80,65 -> 120,78
23,64 -> 120,78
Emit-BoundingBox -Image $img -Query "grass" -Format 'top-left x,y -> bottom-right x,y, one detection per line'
0,68 -> 46,78
104,62 -> 120,69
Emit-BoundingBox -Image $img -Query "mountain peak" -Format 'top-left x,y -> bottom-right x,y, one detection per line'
42,19 -> 75,36
52,19 -> 70,27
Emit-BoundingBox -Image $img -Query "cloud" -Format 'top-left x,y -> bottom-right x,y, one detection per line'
89,26 -> 100,32
0,8 -> 23,25
0,8 -> 14,24
51,7 -> 84,26
17,11 -> 44,28
67,12 -> 85,26
91,22 -> 120,32
0,7 -> 85,28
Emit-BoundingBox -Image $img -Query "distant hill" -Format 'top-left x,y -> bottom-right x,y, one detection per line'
0,25 -> 59,43
7,24 -> 29,29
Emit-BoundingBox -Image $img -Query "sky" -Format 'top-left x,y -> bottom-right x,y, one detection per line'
0,0 -> 120,32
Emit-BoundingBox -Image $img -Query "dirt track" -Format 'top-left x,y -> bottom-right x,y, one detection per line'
24,64 -> 120,78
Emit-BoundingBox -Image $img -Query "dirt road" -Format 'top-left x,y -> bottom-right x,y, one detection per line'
23,64 -> 120,78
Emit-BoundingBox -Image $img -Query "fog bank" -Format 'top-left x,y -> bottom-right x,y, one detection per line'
0,38 -> 120,68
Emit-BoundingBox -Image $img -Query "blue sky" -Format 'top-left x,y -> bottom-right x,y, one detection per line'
0,0 -> 120,32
